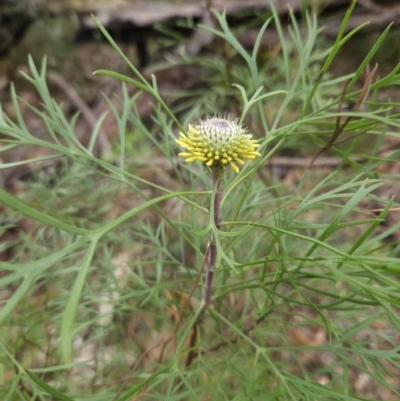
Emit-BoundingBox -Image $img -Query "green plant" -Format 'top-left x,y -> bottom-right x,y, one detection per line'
1,3 -> 400,400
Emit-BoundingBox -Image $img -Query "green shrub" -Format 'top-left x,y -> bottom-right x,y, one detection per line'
1,4 -> 400,400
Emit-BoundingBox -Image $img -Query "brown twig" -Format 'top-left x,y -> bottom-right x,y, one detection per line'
48,71 -> 111,155
307,64 -> 378,170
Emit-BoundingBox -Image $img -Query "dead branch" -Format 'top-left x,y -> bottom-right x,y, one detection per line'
48,71 -> 111,155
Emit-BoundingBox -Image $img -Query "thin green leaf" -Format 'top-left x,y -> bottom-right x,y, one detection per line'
0,189 -> 91,236
25,370 -> 75,401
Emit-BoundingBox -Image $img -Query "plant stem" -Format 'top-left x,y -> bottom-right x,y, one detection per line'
186,168 -> 223,368
203,167 -> 223,307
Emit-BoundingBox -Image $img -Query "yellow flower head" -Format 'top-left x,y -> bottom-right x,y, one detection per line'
176,116 -> 261,173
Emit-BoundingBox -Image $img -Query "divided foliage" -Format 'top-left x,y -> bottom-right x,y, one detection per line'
1,3 -> 400,400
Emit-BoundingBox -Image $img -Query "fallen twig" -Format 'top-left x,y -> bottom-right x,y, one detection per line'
48,71 -> 111,155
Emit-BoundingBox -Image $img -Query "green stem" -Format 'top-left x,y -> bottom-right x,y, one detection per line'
203,167 -> 223,307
